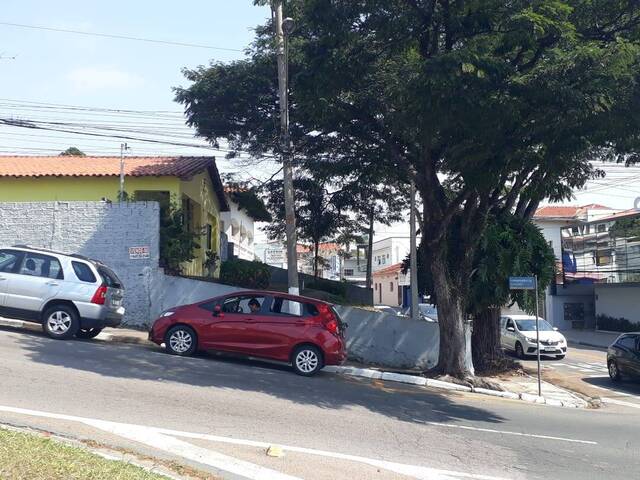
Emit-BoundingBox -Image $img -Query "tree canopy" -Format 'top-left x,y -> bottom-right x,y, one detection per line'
176,0 -> 640,378
59,147 -> 86,157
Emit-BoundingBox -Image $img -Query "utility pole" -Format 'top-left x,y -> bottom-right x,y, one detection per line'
272,0 -> 299,295
119,142 -> 130,202
409,179 -> 419,320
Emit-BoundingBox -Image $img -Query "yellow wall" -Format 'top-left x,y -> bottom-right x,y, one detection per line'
179,171 -> 222,277
0,173 -> 224,277
0,176 -> 180,202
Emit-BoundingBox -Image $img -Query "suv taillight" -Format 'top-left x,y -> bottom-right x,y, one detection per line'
91,285 -> 108,305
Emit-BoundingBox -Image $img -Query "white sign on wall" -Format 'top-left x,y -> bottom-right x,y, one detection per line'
129,246 -> 150,259
265,248 -> 285,264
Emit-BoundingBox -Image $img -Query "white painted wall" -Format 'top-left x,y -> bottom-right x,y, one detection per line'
371,237 -> 418,272
595,285 -> 640,324
220,201 -> 255,261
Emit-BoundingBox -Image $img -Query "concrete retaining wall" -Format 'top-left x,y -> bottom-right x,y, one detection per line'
336,306 -> 439,370
0,201 -> 160,326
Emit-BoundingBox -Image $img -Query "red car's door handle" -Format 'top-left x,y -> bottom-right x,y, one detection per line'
245,318 -> 256,324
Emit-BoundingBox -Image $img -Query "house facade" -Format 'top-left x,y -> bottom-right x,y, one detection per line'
372,263 -> 404,306
371,236 -> 420,272
533,204 -> 640,330
0,155 -> 229,277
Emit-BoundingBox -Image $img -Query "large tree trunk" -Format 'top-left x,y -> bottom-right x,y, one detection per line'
365,208 -> 374,290
471,307 -> 505,373
431,253 -> 471,378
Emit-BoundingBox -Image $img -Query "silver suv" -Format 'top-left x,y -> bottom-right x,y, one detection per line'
0,246 -> 124,340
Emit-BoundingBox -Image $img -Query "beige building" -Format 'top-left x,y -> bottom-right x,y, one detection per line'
373,263 -> 403,306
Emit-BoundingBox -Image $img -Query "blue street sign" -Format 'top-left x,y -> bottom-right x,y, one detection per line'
509,276 -> 536,290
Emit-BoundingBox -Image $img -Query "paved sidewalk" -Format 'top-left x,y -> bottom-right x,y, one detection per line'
492,375 -> 589,408
0,317 -> 151,345
561,329 -> 620,349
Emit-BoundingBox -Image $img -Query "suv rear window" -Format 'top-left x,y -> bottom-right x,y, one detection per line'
97,265 -> 123,289
72,261 -> 97,283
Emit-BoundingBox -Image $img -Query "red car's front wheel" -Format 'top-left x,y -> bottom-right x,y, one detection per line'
165,325 -> 198,356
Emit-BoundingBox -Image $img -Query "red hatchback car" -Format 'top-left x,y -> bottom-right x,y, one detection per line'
149,290 -> 347,376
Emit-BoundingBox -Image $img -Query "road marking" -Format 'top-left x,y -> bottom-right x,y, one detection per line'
601,398 -> 640,410
0,404 -> 510,480
423,422 -> 597,445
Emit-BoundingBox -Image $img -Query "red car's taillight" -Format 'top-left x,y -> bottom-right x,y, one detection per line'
325,319 -> 339,335
91,285 -> 108,305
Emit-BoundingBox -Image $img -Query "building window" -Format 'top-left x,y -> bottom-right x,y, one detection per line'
389,282 -> 394,292
344,268 -> 354,276
597,223 -> 606,233
206,224 -> 213,250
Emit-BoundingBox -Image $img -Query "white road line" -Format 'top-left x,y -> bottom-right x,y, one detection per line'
0,404 -> 510,480
423,422 -> 597,445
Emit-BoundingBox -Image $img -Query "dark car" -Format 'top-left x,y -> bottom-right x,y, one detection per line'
149,290 -> 347,376
607,333 -> 640,381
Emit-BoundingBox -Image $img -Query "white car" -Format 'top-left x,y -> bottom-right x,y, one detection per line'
500,315 -> 567,359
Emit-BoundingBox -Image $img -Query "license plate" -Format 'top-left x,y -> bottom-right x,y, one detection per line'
544,347 -> 556,352
112,298 -> 122,307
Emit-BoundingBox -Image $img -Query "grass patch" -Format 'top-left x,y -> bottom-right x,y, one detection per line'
0,428 -> 169,480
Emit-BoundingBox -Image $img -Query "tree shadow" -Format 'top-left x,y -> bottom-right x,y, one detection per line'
5,326 -> 507,427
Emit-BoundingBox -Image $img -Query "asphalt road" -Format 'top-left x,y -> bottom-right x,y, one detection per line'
0,325 -> 639,480
515,344 -> 640,409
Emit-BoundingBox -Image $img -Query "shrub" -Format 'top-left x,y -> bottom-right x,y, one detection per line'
596,314 -> 639,333
220,259 -> 270,289
305,278 -> 347,297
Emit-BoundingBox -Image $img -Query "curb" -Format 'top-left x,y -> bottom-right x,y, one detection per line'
567,340 -> 609,350
323,365 -> 587,408
0,318 -> 151,346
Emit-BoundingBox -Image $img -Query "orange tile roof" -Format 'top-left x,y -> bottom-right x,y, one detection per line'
0,155 -> 215,179
297,242 -> 341,254
373,263 -> 403,276
0,155 -> 229,211
534,204 -> 613,219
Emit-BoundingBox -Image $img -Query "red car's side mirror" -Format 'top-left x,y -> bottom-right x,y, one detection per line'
213,305 -> 223,317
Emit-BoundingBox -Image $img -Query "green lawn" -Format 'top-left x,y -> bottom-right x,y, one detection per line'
0,428 -> 169,480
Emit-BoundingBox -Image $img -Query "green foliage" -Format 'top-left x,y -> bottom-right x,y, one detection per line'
471,215 -> 556,315
176,0 -> 640,376
228,188 -> 272,222
596,314 -> 639,333
220,258 -> 271,289
60,147 -> 86,157
159,204 -> 200,275
305,278 -> 347,298
610,217 -> 640,240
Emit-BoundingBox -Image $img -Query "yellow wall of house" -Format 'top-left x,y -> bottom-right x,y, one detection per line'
0,174 -> 224,278
179,171 -> 222,277
0,176 -> 180,202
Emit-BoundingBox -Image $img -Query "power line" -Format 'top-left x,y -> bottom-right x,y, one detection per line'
0,22 -> 244,52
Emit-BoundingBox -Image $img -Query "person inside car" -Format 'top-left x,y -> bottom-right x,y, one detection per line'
248,298 -> 261,313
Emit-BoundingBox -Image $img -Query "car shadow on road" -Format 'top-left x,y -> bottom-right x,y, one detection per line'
4,326 -> 507,427
583,376 -> 640,397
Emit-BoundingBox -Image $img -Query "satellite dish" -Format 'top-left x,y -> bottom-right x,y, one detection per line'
635,197 -> 640,209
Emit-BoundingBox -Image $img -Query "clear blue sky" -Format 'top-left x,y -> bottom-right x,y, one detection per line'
0,0 -> 274,172
0,0 -> 268,109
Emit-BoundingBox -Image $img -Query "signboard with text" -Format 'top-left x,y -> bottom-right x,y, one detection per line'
508,276 -> 536,290
265,248 -> 285,265
129,246 -> 150,259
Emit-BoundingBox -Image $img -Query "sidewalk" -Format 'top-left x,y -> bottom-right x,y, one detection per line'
561,329 -> 620,349
0,317 -> 151,345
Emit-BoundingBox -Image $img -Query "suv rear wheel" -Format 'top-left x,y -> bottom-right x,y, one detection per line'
43,305 -> 80,340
